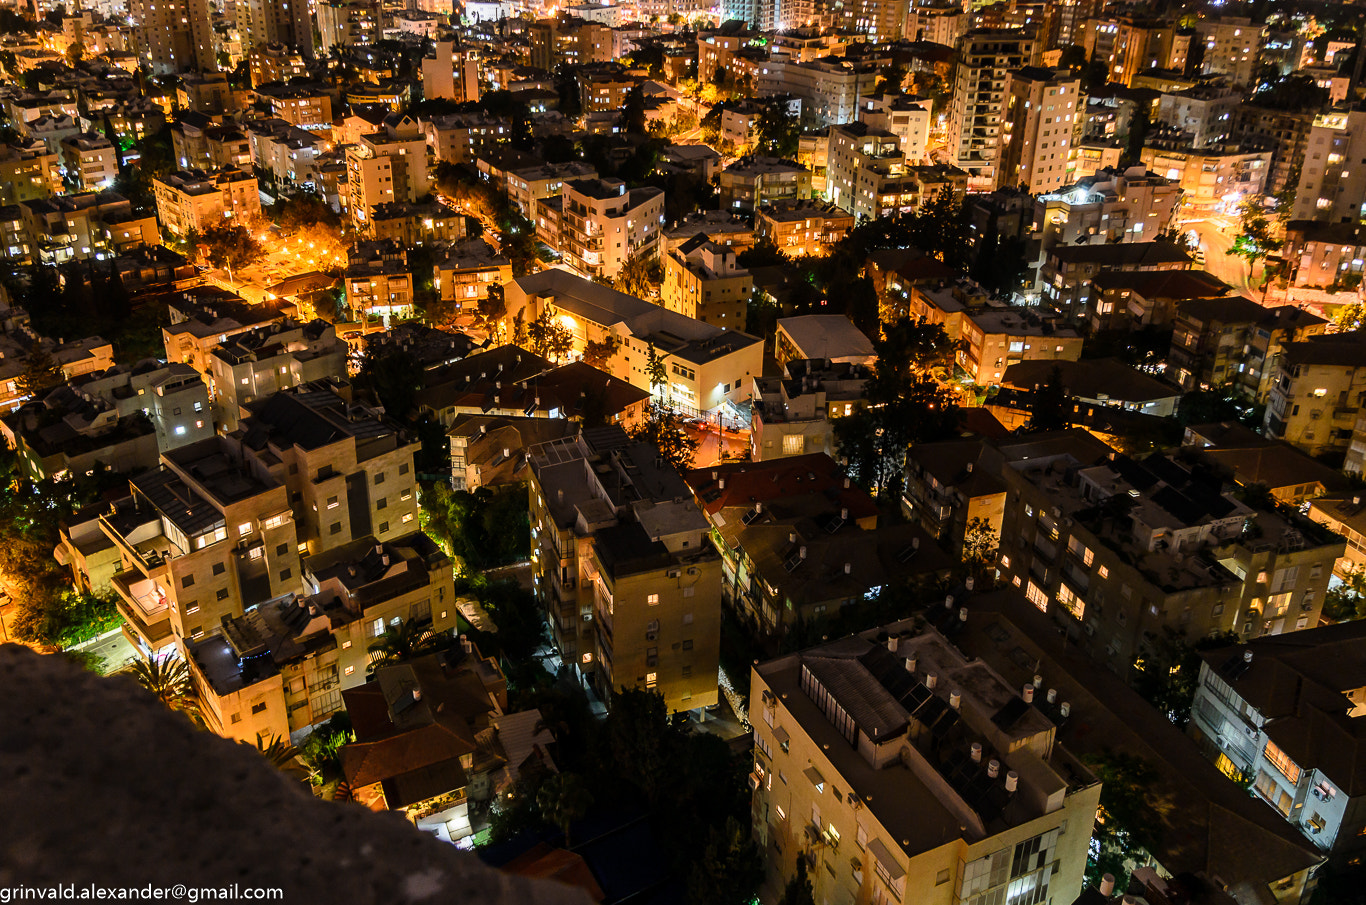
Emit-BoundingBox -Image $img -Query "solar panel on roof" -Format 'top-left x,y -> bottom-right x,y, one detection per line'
991,696 -> 1031,730
899,683 -> 933,711
742,505 -> 762,525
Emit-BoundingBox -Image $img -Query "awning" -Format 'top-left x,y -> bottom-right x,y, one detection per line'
867,838 -> 905,881
803,766 -> 825,790
773,725 -> 790,746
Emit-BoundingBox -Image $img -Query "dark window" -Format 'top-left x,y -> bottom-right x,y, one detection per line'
399,463 -> 410,475
280,569 -> 291,581
181,576 -> 195,588
329,523 -> 342,535
212,562 -> 225,575
376,498 -> 387,510
374,472 -> 386,485
251,703 -> 267,715
216,589 -> 229,601
379,521 -> 390,533
276,543 -> 288,556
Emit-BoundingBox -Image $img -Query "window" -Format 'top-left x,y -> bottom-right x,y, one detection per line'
326,496 -> 339,510
251,703 -> 266,715
330,523 -> 342,535
682,639 -> 693,650
212,562 -> 226,575
782,434 -> 805,455
379,522 -> 390,533
230,713 -> 242,724
376,498 -> 387,510
646,672 -> 657,688
344,665 -> 354,676
647,593 -> 659,605
276,543 -> 288,556
1264,740 -> 1301,784
374,472 -> 386,485
280,569 -> 291,581
683,613 -> 693,624
216,588 -> 229,601
238,521 -> 251,536
181,576 -> 195,588
936,869 -> 950,886
401,513 -> 413,523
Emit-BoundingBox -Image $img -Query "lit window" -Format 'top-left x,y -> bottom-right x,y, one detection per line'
1264,740 -> 1301,784
582,653 -> 594,664
646,672 -> 657,688
238,522 -> 251,536
647,593 -> 659,605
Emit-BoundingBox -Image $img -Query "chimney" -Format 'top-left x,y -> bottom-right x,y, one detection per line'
926,673 -> 937,689
1047,688 -> 1057,704
987,759 -> 1000,779
965,576 -> 974,591
719,478 -> 725,489
949,690 -> 961,710
412,688 -> 422,701
1099,875 -> 1116,897
1060,702 -> 1071,718
1004,771 -> 1018,793
958,607 -> 968,623
970,742 -> 982,762
885,634 -> 898,652
1243,650 -> 1253,663
799,546 -> 807,559
844,562 -> 851,574
905,654 -> 917,673
1023,684 -> 1035,703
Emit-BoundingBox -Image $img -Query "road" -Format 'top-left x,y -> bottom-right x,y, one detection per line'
1184,216 -> 1259,297
81,630 -> 138,671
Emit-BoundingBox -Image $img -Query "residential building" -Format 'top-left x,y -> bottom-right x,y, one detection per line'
1231,106 -> 1314,198
316,0 -> 380,55
749,359 -> 870,461
434,239 -> 512,322
1002,357 -> 1181,419
59,132 -> 118,192
505,269 -> 763,415
1284,220 -> 1366,289
1170,296 -> 1326,400
345,242 -> 414,323
857,94 -> 932,162
1079,17 -> 1187,88
1266,332 -> 1366,463
187,532 -> 457,744
100,435 -> 301,654
1194,17 -> 1263,86
775,315 -> 875,368
558,178 -> 664,282
505,162 -> 597,219
825,121 -> 913,222
958,309 -> 1083,387
174,116 -> 253,172
19,192 -> 159,265
205,319 -> 346,430
342,647 -> 552,843
245,120 -> 323,190
527,428 -> 722,713
152,168 -> 261,238
253,83 -> 333,130
689,455 -> 952,634
163,292 -> 288,377
1140,143 -> 1270,216
1087,269 -> 1231,332
661,237 -> 752,330
996,67 -> 1084,194
345,115 -> 431,229
1155,84 -> 1241,147
365,200 -> 465,246
948,30 -> 1038,191
995,431 -> 1345,674
423,112 -> 510,166
129,0 -> 214,74
1188,625 -> 1366,864
753,57 -> 881,126
421,41 -> 481,104
1292,108 -> 1366,224
748,622 -> 1100,905
901,439 -> 1007,554
719,157 -> 813,214
238,0 -> 313,59
0,141 -> 62,205
448,415 -> 573,492
1039,241 -> 1192,321
1308,495 -> 1366,575
755,200 -> 854,257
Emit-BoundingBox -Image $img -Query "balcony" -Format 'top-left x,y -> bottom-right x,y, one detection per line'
110,569 -> 173,648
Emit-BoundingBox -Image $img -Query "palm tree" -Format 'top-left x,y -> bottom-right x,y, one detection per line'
536,772 -> 592,848
121,652 -> 201,724
367,618 -> 439,669
249,735 -> 314,783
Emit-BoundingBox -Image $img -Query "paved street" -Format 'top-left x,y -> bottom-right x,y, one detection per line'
1183,216 -> 1260,297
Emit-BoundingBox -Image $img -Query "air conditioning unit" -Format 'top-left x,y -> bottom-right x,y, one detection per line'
1312,788 -> 1323,800
1244,725 -> 1258,739
748,772 -> 761,791
667,569 -> 681,578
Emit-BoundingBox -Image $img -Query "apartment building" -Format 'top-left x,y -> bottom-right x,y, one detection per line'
506,161 -> 598,219
527,428 -> 722,713
1040,240 -> 1192,321
253,83 -> 333,130
58,132 -> 117,192
1087,268 -> 1232,332
206,319 -> 346,429
755,200 -> 854,257
1140,143 -> 1270,215
753,57 -> 881,126
238,0 -> 313,59
1188,625 -> 1366,865
187,532 -> 457,744
996,431 -> 1344,676
749,623 -> 1100,905
163,292 -> 287,377
1265,332 -> 1366,461
661,237 -> 752,330
434,239 -> 512,321
1030,166 -> 1182,285
1194,17 -> 1263,86
1307,495 -> 1366,574
902,439 -> 1007,556
1170,296 -> 1326,400
424,112 -> 511,166
346,115 -> 431,229
579,66 -> 640,115
1080,17 -> 1186,88
1292,108 -> 1366,224
1154,84 -> 1241,147
505,268 -> 763,414
529,17 -> 616,70
345,241 -> 414,322
558,178 -> 664,282
448,415 -> 573,492
152,168 -> 261,238
245,120 -> 321,189
997,67 -> 1083,195
948,30 -> 1038,191
421,41 -> 481,105
18,191 -> 159,265
825,121 -> 915,222
856,94 -> 931,162
129,0 -> 214,74
101,435 -> 301,654
749,359 -> 869,461
1283,220 -> 1366,289
173,116 -> 253,172
958,309 -> 1082,387
232,383 -> 421,556
316,0 -> 380,55
0,141 -> 62,205
719,157 -> 813,214
1231,106 -> 1314,198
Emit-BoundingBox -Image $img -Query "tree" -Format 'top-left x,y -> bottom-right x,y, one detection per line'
1120,104 -> 1150,168
1132,628 -> 1241,728
536,772 -> 593,846
15,345 -> 61,400
686,817 -> 764,905
755,99 -> 800,159
368,618 -> 440,668
777,855 -> 817,905
199,224 -> 265,284
631,403 -> 697,472
120,653 -> 201,723
64,39 -> 85,67
614,246 -> 662,298
1029,364 -> 1070,430
620,84 -> 648,136
961,517 -> 999,580
248,735 -> 313,782
645,342 -> 667,393
582,334 -> 621,369
526,306 -> 575,362
1229,197 -> 1283,272
1324,566 -> 1366,621
356,345 -> 421,419
1083,750 -> 1164,890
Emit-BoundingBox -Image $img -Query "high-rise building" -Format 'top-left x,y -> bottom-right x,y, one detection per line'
997,67 -> 1084,194
1194,17 -> 1264,87
130,0 -> 215,74
238,0 -> 313,57
1292,108 -> 1366,224
948,30 -> 1038,191
345,115 -> 430,230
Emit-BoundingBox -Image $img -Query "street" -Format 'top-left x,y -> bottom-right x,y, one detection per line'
1184,216 -> 1259,297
